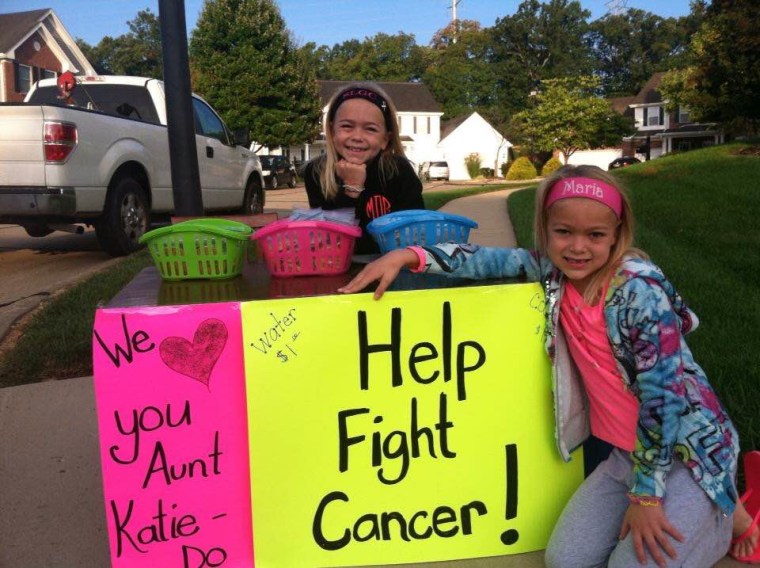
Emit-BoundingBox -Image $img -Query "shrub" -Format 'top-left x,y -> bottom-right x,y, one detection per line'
541,156 -> 563,176
464,153 -> 482,179
506,156 -> 538,180
500,162 -> 510,177
479,167 -> 495,178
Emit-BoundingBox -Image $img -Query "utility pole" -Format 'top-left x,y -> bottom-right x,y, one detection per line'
451,0 -> 461,43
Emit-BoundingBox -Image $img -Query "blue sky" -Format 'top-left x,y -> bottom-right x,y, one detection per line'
5,0 -> 694,48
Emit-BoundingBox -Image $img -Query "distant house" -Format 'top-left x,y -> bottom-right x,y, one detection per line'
280,81 -> 511,180
0,8 -> 95,103
622,72 -> 724,159
439,112 -> 511,180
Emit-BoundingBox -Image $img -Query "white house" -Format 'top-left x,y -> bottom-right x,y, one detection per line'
438,112 -> 512,180
282,81 -> 511,180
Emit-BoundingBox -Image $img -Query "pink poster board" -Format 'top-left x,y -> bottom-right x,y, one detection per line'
92,304 -> 253,567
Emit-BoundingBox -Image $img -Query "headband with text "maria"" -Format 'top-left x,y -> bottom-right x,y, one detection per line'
328,87 -> 392,130
545,177 -> 623,218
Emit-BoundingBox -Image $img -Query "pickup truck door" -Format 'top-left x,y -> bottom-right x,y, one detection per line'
192,98 -> 246,210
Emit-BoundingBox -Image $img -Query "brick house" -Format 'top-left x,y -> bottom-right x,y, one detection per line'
0,8 -> 95,103
620,72 -> 724,160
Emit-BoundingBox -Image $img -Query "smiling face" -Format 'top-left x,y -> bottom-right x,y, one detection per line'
330,98 -> 390,164
546,198 -> 620,295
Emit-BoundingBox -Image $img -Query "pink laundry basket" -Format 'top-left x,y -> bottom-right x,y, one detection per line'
251,219 -> 362,277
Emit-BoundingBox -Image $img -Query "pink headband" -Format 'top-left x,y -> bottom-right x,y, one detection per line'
545,177 -> 623,218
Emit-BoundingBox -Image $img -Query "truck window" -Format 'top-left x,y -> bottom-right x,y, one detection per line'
28,84 -> 161,125
192,98 -> 230,145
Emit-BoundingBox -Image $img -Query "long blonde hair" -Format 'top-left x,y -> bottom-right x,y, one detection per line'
534,164 -> 647,303
311,81 -> 407,200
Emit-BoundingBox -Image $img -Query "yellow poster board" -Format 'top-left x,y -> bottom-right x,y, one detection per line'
241,283 -> 583,567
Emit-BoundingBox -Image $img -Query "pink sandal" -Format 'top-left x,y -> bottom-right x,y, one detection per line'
731,451 -> 760,564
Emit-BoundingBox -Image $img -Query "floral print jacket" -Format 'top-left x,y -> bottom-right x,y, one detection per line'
418,243 -> 739,514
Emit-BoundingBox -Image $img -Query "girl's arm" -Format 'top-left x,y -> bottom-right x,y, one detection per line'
339,243 -> 545,298
615,276 -> 689,500
304,162 -> 326,208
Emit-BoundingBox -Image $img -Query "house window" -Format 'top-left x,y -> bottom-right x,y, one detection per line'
413,116 -> 418,134
427,116 -> 431,135
42,69 -> 56,79
15,63 -> 32,93
644,106 -> 664,127
679,107 -> 690,124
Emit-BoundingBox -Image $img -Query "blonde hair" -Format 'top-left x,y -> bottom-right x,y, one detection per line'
534,164 -> 647,303
311,81 -> 407,200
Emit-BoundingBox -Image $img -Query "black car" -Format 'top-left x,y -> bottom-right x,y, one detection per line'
260,155 -> 297,189
608,156 -> 642,170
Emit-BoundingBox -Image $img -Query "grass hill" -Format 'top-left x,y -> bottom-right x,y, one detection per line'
508,142 -> 760,453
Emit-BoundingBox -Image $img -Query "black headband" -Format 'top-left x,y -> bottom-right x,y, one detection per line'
328,87 -> 392,129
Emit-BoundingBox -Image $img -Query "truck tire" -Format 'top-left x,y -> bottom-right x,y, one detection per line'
96,176 -> 150,257
23,224 -> 54,237
242,177 -> 264,214
288,173 -> 296,188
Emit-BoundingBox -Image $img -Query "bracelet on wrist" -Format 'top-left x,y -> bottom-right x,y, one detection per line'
343,184 -> 365,194
627,493 -> 662,507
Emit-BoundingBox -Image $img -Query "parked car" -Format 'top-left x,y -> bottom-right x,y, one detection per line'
421,161 -> 450,181
259,155 -> 297,189
0,74 -> 264,256
608,156 -> 642,170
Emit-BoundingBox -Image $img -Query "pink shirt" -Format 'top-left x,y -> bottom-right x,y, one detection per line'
560,282 -> 639,451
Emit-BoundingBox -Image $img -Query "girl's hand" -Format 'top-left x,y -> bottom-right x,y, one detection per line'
338,249 -> 420,299
336,159 -> 367,190
619,503 -> 684,567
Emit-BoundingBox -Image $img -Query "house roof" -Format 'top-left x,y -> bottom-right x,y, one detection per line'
609,96 -> 636,115
631,72 -> 667,105
318,80 -> 442,113
440,114 -> 470,140
0,8 -> 51,53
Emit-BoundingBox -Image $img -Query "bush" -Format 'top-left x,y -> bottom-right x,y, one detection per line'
500,162 -> 510,177
464,153 -> 482,179
480,167 -> 495,178
506,156 -> 538,180
541,156 -> 563,176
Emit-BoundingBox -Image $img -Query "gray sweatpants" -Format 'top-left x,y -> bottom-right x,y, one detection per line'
545,449 -> 733,568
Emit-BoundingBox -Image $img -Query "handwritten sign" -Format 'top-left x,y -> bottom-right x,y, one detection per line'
241,283 -> 584,567
93,304 -> 254,568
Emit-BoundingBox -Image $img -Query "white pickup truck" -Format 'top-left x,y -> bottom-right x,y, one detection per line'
0,75 -> 265,256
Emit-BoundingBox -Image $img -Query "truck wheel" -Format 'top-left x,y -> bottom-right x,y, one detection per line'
288,173 -> 296,188
242,177 -> 264,215
269,176 -> 278,190
96,177 -> 150,257
23,224 -> 54,237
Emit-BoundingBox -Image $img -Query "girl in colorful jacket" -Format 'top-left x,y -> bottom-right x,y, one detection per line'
339,164 -> 758,567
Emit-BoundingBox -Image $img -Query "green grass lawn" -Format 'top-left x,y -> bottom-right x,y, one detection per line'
508,143 -> 760,453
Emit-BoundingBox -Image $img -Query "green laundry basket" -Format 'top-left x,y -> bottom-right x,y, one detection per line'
139,218 -> 253,281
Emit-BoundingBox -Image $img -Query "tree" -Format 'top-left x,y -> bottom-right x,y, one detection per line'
76,10 -> 163,78
189,0 -> 321,150
490,0 -> 593,114
660,0 -> 760,133
423,21 -> 498,119
587,9 -> 697,97
511,76 -> 633,162
306,33 -> 427,82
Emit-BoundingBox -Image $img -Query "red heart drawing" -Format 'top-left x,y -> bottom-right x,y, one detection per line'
159,319 -> 228,387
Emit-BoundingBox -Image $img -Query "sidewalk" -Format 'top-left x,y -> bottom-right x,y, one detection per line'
0,190 -> 742,567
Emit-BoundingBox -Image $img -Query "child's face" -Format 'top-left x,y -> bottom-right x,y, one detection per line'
546,198 -> 620,295
331,99 -> 390,164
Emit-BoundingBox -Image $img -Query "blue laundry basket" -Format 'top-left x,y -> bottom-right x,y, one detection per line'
366,209 -> 478,253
